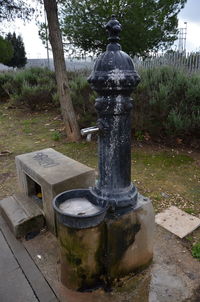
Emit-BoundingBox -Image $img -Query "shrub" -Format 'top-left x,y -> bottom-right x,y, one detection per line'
2,67 -> 57,110
69,75 -> 96,127
133,66 -> 200,140
0,66 -> 199,144
0,72 -> 13,101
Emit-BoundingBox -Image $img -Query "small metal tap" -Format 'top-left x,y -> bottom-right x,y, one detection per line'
81,126 -> 99,141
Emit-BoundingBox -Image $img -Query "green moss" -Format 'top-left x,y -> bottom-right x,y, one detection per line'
95,223 -> 107,275
59,228 -> 89,288
59,228 -> 86,267
106,216 -> 140,278
58,224 -> 105,290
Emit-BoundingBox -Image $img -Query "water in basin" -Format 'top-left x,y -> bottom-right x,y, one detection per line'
59,197 -> 101,216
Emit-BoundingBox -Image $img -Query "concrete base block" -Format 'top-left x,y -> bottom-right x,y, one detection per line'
56,194 -> 155,290
57,222 -> 104,291
106,195 -> 155,281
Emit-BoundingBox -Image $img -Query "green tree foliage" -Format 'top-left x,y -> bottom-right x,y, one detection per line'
5,32 -> 27,68
0,36 -> 13,64
0,0 -> 34,22
61,0 -> 186,56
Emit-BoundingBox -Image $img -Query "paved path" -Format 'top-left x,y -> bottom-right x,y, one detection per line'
0,215 -> 58,302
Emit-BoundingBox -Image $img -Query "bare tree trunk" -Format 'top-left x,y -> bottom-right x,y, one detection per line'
43,0 -> 81,141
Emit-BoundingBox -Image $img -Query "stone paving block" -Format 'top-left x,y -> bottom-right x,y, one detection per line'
155,206 -> 200,238
0,230 -> 18,274
0,228 -> 37,302
0,215 -> 58,302
0,267 -> 38,302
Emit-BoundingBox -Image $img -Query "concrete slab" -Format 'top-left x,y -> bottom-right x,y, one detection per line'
15,148 -> 95,233
16,148 -> 95,186
155,206 -> 200,238
0,194 -> 44,238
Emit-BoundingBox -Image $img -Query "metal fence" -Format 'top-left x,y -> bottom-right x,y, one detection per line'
1,52 -> 200,73
133,52 -> 200,73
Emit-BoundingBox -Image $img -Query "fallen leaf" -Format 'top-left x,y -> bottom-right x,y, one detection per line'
0,150 -> 12,156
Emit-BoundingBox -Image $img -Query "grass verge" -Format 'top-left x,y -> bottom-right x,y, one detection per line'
0,103 -> 199,258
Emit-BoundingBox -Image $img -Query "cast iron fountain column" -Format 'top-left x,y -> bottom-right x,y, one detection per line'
53,15 -> 155,291
88,15 -> 140,210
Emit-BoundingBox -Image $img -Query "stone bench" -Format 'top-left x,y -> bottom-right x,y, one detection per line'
15,148 -> 95,233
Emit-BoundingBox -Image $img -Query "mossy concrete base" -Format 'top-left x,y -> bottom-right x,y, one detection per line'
57,222 -> 105,290
56,195 -> 155,290
105,195 -> 155,281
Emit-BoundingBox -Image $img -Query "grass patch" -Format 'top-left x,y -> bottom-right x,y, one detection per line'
183,228 -> 200,260
51,131 -> 61,141
0,103 -> 199,260
133,151 -> 194,167
0,102 -> 199,210
184,208 -> 195,215
192,243 -> 200,259
131,147 -> 199,214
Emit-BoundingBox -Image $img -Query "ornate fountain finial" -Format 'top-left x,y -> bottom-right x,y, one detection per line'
88,15 -> 140,93
105,15 -> 121,43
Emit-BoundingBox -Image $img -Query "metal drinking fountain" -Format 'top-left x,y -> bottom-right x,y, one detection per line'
54,15 -> 141,226
53,15 -> 154,291
84,15 -> 140,210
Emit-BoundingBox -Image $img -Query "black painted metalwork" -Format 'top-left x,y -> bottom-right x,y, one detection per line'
53,189 -> 108,229
53,16 -> 141,230
88,15 -> 140,210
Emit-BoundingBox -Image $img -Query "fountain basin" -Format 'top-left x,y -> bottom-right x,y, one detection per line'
53,189 -> 108,229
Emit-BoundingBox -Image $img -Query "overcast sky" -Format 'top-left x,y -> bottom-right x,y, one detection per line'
2,0 -> 200,58
177,0 -> 200,51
